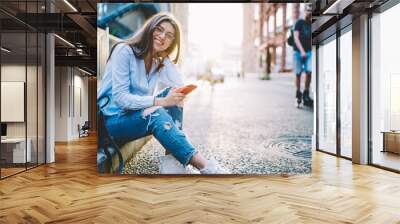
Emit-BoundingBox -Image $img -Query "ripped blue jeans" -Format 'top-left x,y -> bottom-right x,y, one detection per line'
104,87 -> 197,166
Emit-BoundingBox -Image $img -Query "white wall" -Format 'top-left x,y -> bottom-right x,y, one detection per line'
1,65 -> 38,137
55,67 -> 69,141
1,65 -> 26,139
71,73 -> 89,138
55,67 -> 89,141
1,63 -> 46,164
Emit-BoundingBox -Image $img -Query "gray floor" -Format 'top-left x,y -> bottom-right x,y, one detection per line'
124,73 -> 314,174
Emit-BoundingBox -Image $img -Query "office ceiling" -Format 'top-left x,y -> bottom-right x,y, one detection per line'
0,0 -> 98,75
310,0 -> 389,39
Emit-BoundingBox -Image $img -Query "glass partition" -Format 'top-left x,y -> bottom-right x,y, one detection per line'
0,0 -> 46,179
317,36 -> 337,154
339,28 -> 352,158
1,31 -> 28,177
371,3 -> 400,171
27,31 -> 38,169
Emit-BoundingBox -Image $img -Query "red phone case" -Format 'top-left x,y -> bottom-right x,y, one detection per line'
178,84 -> 197,95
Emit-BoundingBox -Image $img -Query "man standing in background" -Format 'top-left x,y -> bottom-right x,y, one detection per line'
293,5 -> 313,107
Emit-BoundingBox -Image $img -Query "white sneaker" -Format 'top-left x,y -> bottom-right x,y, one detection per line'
185,165 -> 201,174
159,154 -> 196,174
199,159 -> 230,174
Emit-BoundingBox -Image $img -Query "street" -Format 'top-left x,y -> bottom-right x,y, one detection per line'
124,73 -> 313,174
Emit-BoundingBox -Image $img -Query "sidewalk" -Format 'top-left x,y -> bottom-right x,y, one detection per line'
124,73 -> 314,174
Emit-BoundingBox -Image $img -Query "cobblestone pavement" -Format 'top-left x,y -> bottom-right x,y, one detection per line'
124,73 -> 314,174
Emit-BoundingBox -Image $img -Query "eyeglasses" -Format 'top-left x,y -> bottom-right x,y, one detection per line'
154,26 -> 175,42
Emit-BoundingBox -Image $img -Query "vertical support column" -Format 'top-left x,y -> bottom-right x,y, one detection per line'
336,27 -> 341,157
272,5 -> 277,67
46,1 -> 55,163
260,2 -> 265,70
281,4 -> 287,72
312,45 -> 318,150
352,14 -> 369,164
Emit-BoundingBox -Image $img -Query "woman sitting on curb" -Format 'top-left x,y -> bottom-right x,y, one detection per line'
97,13 -> 228,174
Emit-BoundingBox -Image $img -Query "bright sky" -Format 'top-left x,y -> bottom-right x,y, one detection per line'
188,3 -> 243,59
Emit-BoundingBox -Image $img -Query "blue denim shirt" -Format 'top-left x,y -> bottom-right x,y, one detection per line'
98,43 -> 184,116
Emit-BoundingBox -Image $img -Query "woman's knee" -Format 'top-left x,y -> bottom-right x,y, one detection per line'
165,105 -> 183,114
164,106 -> 183,129
151,108 -> 173,124
154,108 -> 186,132
144,105 -> 183,130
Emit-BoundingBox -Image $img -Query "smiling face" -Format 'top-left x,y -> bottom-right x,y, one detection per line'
122,13 -> 181,65
152,21 -> 176,55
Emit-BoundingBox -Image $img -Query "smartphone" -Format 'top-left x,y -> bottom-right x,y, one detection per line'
177,84 -> 197,95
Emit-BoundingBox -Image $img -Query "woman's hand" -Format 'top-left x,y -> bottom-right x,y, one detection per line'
155,88 -> 185,107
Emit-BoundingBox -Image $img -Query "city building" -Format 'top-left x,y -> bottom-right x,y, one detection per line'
241,4 -> 260,75
242,3 -> 305,76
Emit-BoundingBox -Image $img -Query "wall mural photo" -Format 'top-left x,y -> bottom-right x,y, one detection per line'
97,3 -> 313,175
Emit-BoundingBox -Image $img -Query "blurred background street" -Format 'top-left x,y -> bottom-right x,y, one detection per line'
97,3 -> 314,174
124,73 -> 313,174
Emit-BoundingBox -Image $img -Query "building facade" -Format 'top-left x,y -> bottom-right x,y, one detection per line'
242,3 -> 305,76
242,4 -> 261,75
